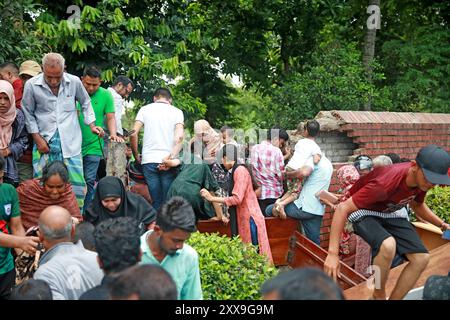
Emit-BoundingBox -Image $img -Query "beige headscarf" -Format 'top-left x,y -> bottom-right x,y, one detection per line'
192,119 -> 223,163
0,80 -> 16,149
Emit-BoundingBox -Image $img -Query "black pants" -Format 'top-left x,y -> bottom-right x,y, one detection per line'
258,198 -> 277,217
0,269 -> 16,300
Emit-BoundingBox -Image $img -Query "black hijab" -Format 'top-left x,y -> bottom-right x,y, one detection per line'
85,176 -> 156,235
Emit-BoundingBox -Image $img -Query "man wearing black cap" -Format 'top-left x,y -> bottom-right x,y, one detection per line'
324,144 -> 450,300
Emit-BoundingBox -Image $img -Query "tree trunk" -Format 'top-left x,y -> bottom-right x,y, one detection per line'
362,0 -> 381,111
106,141 -> 128,187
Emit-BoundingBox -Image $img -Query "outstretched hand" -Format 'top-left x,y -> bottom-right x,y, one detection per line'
200,188 -> 212,201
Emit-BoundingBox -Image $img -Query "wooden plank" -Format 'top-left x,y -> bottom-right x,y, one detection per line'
197,219 -> 231,237
344,242 -> 450,300
413,222 -> 447,251
287,231 -> 367,290
265,217 -> 299,266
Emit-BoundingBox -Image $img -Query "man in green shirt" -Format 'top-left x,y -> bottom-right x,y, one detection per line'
78,66 -> 123,213
0,156 -> 40,299
140,197 -> 203,300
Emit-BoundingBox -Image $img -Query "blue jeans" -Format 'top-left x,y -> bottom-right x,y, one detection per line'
142,163 -> 177,210
249,217 -> 258,246
266,202 -> 322,246
83,155 -> 101,213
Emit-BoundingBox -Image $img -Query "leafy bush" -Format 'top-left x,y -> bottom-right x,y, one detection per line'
425,186 -> 450,223
187,232 -> 278,300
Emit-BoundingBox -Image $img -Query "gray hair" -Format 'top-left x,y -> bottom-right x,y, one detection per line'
42,53 -> 65,70
39,219 -> 72,240
373,155 -> 393,168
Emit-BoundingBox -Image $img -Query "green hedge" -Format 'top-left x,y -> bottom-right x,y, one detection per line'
187,232 -> 278,300
425,186 -> 450,222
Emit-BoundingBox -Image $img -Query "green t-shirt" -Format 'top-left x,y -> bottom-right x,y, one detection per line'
78,87 -> 115,157
0,183 -> 21,275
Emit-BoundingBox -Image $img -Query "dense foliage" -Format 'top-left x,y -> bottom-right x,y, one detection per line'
187,232 -> 277,300
425,186 -> 450,223
1,0 -> 448,129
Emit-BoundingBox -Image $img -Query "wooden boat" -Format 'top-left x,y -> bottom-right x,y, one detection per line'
197,217 -> 299,266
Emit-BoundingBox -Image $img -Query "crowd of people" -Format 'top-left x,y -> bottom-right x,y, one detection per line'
0,52 -> 449,300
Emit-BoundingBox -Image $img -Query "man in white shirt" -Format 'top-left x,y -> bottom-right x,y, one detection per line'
130,88 -> 184,210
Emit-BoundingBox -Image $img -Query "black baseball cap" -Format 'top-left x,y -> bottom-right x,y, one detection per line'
415,145 -> 450,185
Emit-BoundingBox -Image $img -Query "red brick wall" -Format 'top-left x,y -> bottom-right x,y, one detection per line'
319,163 -> 346,249
342,123 -> 450,160
318,122 -> 450,249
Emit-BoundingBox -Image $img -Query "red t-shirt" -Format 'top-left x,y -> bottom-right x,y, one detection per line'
12,78 -> 23,109
349,162 -> 426,213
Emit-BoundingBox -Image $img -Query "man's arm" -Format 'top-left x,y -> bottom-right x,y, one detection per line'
0,232 -> 39,254
285,165 -> 313,179
9,216 -> 25,237
105,112 -> 123,142
21,82 -> 50,153
130,121 -> 143,163
410,200 -> 449,230
21,81 -> 39,135
324,197 -> 359,281
167,123 -> 184,159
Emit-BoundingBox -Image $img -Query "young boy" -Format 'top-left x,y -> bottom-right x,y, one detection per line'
273,120 -> 322,218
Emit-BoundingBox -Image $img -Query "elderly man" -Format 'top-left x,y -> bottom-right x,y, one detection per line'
21,53 -> 104,212
33,205 -> 103,300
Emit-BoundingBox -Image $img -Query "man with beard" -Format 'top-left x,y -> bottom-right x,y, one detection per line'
139,196 -> 202,300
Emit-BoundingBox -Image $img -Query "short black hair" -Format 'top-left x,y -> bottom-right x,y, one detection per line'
261,268 -> 344,300
400,157 -> 410,163
83,66 -> 102,78
153,87 -> 173,101
41,160 -> 69,184
73,221 -> 96,252
0,155 -> 5,171
304,120 -> 320,137
10,279 -> 53,300
94,217 -> 141,274
157,197 -> 196,233
113,75 -> 133,88
0,62 -> 19,74
267,126 -> 289,142
108,264 -> 177,300
385,153 -> 401,164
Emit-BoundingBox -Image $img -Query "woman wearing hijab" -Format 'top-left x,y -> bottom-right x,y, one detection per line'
191,120 -> 223,165
85,176 -> 156,235
0,80 -> 28,186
